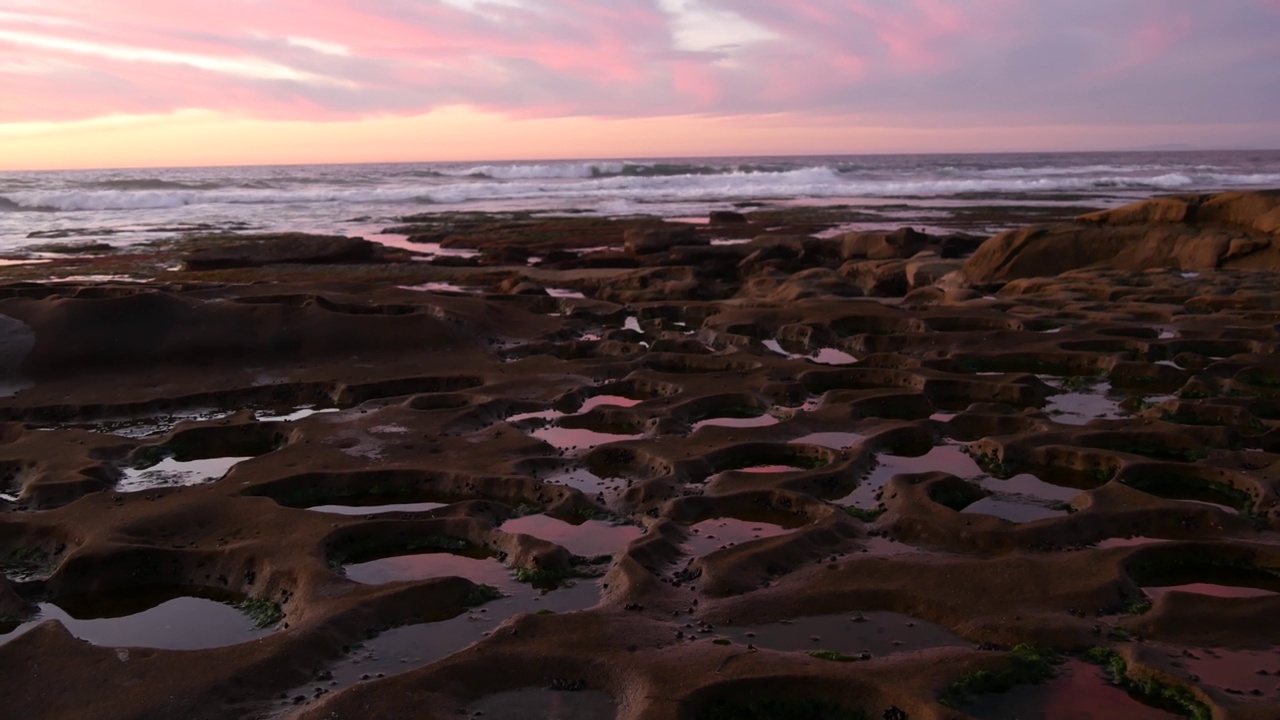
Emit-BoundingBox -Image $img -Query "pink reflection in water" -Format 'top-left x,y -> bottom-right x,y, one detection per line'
966,659 -> 1180,720
500,514 -> 643,557
578,395 -> 644,412
685,517 -> 793,556
1175,647 -> 1280,698
1145,583 -> 1277,600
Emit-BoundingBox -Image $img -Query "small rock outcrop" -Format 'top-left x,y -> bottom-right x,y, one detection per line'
181,233 -> 386,271
963,190 -> 1280,284
624,225 -> 705,255
840,227 -> 930,260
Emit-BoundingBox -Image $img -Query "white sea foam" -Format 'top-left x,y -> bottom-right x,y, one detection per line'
3,152 -> 1278,249
12,165 -> 1263,213
445,161 -> 630,179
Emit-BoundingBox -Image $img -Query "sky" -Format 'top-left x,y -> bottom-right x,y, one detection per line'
1,0 -> 1278,170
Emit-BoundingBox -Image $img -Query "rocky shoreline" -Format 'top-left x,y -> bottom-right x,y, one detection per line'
2,190 -> 1280,719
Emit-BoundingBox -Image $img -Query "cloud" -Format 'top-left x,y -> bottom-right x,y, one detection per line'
0,0 -> 1276,135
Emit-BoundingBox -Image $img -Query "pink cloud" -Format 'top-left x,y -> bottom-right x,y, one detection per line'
0,0 -> 1276,135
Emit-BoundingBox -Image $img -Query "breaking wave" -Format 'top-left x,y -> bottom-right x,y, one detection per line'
2,161 -> 1278,213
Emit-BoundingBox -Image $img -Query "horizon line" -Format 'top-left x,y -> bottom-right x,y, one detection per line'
7,146 -> 1280,174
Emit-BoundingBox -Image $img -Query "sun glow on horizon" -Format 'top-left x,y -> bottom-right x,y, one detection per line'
3,106 -> 1278,173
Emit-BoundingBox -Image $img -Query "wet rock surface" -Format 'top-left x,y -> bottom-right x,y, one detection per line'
1,194 -> 1280,719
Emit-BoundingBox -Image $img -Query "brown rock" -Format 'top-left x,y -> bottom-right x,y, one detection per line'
181,233 -> 383,271
624,225 -> 703,254
904,256 -> 964,290
1077,195 -> 1203,226
839,259 -> 909,296
1079,189 -> 1280,235
0,576 -> 26,618
708,211 -> 748,224
840,227 -> 929,260
964,191 -> 1280,284
497,278 -> 548,296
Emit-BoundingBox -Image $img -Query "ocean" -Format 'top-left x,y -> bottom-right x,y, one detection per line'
2,150 -> 1278,254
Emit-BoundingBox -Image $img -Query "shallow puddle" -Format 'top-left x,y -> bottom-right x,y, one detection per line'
691,414 -> 780,431
763,340 -> 857,366
744,464 -> 805,473
763,339 -> 796,357
964,659 -> 1180,720
1164,646 -> 1280,699
1144,583 -> 1278,600
307,501 -> 447,515
840,445 -> 1092,518
837,444 -> 980,508
255,406 -> 341,422
45,409 -> 234,439
706,462 -> 812,484
1125,479 -> 1245,514
286,580 -> 600,705
468,688 -> 617,720
541,468 -> 626,497
117,456 -> 250,492
0,588 -> 272,650
510,409 -> 643,451
500,514 -> 643,557
684,517 -> 796,556
718,611 -> 967,658
344,548 -> 509,587
544,288 -> 586,299
962,472 -> 1078,522
578,395 -> 644,412
808,348 -> 858,366
1045,384 -> 1128,425
859,536 -> 928,556
977,473 -> 1082,504
399,281 -> 480,293
961,496 -> 1070,523
1092,537 -> 1170,550
1133,563 -> 1280,600
527,425 -> 643,451
789,432 -> 865,450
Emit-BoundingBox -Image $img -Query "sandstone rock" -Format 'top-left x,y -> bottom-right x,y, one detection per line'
0,575 -> 29,619
708,210 -> 748,224
624,225 -> 703,255
964,191 -> 1280,284
839,259 -> 909,296
497,278 -> 548,296
943,287 -> 983,303
902,286 -> 945,304
181,233 -> 383,271
482,246 -> 531,265
840,227 -> 929,260
905,258 -> 964,290
1077,195 -> 1203,226
766,268 -> 864,301
1078,190 -> 1280,234
593,267 -> 701,302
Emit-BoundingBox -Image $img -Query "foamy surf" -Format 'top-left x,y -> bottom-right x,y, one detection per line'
1,150 -> 1277,248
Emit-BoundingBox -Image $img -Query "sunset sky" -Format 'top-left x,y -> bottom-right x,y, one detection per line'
1,0 -> 1278,170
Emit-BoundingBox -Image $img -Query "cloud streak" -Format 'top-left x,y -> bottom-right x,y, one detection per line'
0,0 -> 1277,137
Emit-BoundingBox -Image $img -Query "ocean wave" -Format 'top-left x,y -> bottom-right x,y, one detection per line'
444,161 -> 630,180
440,160 -> 746,180
78,178 -> 214,191
2,167 -> 1277,212
966,164 -> 1174,178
